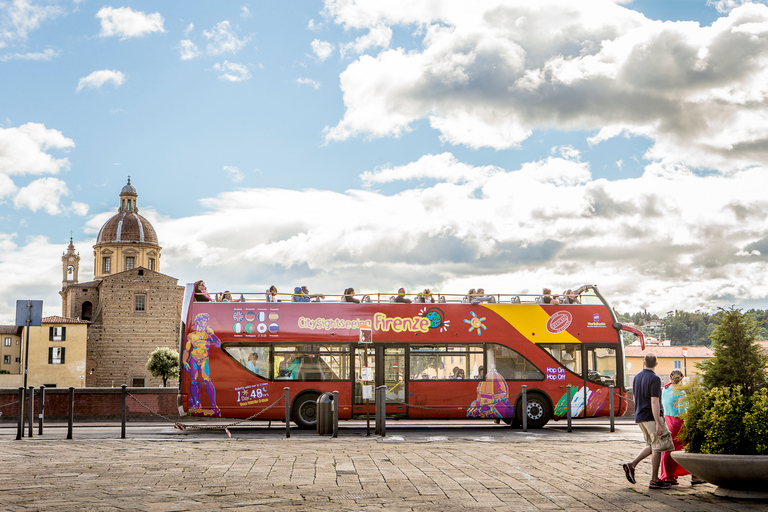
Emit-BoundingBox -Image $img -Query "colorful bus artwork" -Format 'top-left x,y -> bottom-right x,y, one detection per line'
177,285 -> 641,428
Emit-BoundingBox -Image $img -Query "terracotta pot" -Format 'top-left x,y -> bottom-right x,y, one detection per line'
671,452 -> 768,498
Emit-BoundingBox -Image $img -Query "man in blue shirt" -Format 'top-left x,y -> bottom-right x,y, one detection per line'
622,353 -> 673,489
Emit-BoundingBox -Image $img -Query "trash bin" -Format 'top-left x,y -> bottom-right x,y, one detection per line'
316,392 -> 334,435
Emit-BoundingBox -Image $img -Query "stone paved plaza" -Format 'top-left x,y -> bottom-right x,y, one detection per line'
1,422 -> 764,511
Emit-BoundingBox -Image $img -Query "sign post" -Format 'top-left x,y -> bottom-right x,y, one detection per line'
15,300 -> 42,437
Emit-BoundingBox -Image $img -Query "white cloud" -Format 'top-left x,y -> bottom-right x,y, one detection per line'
0,0 -> 63,46
0,47 -> 59,62
339,23 -> 392,58
203,20 -> 248,55
0,123 -> 74,176
223,165 -> 244,182
179,39 -> 201,60
76,70 -> 126,92
297,77 -> 321,89
71,201 -> 89,216
13,177 -> 70,214
213,61 -> 251,82
311,39 -> 334,61
320,0 -> 768,172
184,23 -> 194,36
707,0 -> 754,13
241,6 -> 251,18
96,6 -> 166,39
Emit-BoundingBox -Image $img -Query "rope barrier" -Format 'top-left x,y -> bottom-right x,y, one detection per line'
126,392 -> 285,434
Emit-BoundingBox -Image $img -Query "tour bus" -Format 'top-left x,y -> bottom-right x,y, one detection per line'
177,285 -> 641,428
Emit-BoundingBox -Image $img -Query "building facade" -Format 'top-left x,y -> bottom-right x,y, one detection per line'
59,179 -> 184,387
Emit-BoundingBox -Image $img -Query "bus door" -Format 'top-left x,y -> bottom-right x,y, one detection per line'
352,345 -> 407,418
583,345 -> 620,417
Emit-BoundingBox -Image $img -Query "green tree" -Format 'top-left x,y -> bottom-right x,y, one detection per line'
146,347 -> 180,387
697,308 -> 768,395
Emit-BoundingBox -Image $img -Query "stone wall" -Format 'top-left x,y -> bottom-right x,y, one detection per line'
86,268 -> 184,388
0,387 -> 179,421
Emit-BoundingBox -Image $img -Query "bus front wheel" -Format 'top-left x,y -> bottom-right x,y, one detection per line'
292,393 -> 320,429
516,393 -> 551,429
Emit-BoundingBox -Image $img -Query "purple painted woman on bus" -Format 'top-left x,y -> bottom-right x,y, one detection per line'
183,313 -> 222,415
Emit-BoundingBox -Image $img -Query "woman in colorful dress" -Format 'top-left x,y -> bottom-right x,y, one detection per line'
660,370 -> 704,485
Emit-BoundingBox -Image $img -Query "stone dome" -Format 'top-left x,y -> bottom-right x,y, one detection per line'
97,212 -> 158,244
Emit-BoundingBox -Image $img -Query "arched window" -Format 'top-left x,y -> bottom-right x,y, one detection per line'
81,301 -> 93,321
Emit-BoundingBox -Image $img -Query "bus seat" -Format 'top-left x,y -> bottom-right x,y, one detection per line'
439,296 -> 446,303
389,296 -> 396,303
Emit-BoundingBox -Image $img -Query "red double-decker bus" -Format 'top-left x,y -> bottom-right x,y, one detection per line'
177,285 -> 640,428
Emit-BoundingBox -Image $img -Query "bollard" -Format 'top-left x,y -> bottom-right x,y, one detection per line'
566,385 -> 573,433
332,390 -> 339,438
365,399 -> 370,437
121,385 -> 127,439
284,388 -> 290,438
16,387 -> 24,440
374,386 -> 381,436
67,387 -> 74,439
38,385 -> 45,436
609,385 -> 615,433
28,386 -> 34,438
376,385 -> 387,437
521,385 -> 528,432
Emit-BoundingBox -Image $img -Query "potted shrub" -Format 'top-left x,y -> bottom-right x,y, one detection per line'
672,308 -> 768,497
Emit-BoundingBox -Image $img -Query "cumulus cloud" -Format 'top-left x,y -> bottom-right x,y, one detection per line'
321,0 -> 768,172
179,39 -> 200,60
0,0 -> 63,46
0,47 -> 59,61
213,61 -> 251,82
223,165 -> 244,182
339,23 -> 392,57
76,69 -> 126,92
311,39 -> 334,61
13,177 -> 70,214
203,20 -> 248,55
0,123 -> 74,176
297,77 -> 321,89
96,6 -> 165,39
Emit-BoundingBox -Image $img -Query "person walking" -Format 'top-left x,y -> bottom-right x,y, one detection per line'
622,353 -> 674,489
659,370 -> 705,485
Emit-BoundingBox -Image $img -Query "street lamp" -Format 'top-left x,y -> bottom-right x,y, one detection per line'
682,347 -> 688,377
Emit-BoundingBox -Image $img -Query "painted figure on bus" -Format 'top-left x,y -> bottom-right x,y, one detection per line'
183,312 -> 222,415
466,367 -> 515,420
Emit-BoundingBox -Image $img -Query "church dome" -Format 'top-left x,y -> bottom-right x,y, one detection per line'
96,177 -> 158,245
97,212 -> 158,244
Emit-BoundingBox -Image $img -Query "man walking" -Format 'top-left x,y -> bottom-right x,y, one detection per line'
623,353 -> 673,489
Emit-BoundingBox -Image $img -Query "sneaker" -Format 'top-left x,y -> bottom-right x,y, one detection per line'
622,462 -> 636,484
649,479 -> 671,489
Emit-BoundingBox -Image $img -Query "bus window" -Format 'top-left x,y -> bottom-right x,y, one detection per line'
409,344 -> 484,380
586,347 -> 617,386
486,344 -> 544,380
540,343 -> 582,375
223,345 -> 270,379
274,344 -> 350,381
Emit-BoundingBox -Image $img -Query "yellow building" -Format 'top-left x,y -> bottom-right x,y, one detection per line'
20,316 -> 89,388
624,346 -> 714,386
0,326 -> 23,387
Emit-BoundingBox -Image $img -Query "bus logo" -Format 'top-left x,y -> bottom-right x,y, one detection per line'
547,311 -> 573,334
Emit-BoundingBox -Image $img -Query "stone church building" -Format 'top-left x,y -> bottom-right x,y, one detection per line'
60,179 -> 184,387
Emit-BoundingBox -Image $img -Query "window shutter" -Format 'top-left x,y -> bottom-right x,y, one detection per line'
61,347 -> 66,364
48,347 -> 53,364
49,326 -> 54,341
61,326 -> 66,341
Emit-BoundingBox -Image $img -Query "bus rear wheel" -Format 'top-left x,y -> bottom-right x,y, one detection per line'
292,393 -> 320,429
516,393 -> 551,429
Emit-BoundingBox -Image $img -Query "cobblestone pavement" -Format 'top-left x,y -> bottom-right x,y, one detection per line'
1,423 -> 765,511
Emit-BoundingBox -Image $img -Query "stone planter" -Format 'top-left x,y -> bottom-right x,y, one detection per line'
671,452 -> 768,499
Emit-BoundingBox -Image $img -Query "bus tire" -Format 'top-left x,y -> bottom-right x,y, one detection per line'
516,393 -> 552,429
292,392 -> 320,429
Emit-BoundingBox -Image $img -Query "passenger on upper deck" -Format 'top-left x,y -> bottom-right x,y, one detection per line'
415,288 -> 435,303
194,280 -> 212,302
220,291 -> 240,302
293,286 -> 311,302
302,285 -> 324,302
471,288 -> 496,305
266,285 -> 279,302
342,287 -> 360,303
538,288 -> 560,304
463,289 -> 477,303
562,289 -> 580,304
394,288 -> 412,303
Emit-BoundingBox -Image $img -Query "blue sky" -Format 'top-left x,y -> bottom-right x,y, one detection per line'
2,0 -> 768,323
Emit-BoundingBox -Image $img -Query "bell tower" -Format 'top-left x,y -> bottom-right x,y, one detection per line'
62,236 -> 80,290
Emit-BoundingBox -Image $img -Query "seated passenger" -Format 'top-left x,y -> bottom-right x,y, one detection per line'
266,285 -> 279,302
394,288 -> 412,303
463,289 -> 477,303
342,287 -> 360,303
471,288 -> 496,305
220,291 -> 240,302
562,347 -> 576,371
293,286 -> 311,302
562,289 -> 580,304
303,285 -> 324,302
194,280 -> 212,302
245,352 -> 262,373
538,288 -> 553,304
415,288 -> 435,303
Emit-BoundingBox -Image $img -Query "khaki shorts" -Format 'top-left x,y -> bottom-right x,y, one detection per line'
638,420 -> 674,453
